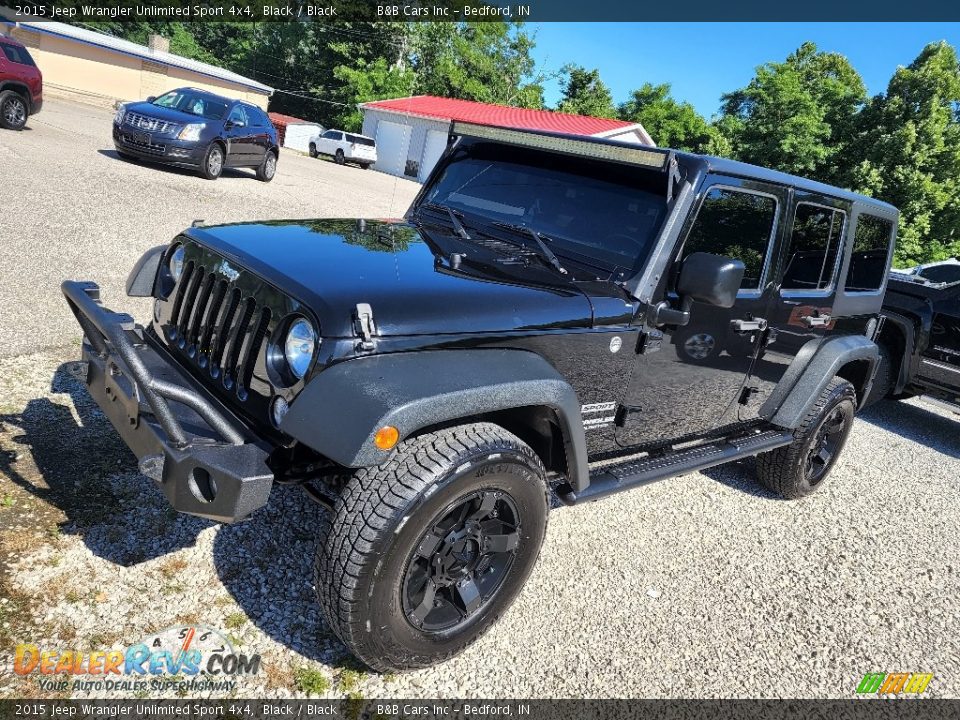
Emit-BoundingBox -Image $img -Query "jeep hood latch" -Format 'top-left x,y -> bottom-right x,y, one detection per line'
354,303 -> 377,351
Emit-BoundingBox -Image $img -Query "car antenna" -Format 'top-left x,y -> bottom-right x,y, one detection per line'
191,219 -> 205,227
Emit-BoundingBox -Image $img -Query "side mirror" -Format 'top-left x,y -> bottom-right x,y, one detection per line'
677,252 -> 745,309
652,252 -> 745,326
146,96 -> 156,103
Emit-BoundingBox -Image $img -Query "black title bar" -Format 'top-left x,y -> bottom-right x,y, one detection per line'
2,0 -> 959,22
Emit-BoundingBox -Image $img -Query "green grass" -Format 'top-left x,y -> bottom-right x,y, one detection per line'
294,666 -> 331,695
224,611 -> 247,630
337,667 -> 365,694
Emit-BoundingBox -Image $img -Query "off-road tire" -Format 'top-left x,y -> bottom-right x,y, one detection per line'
335,148 -> 345,165
755,377 -> 856,499
0,90 -> 28,131
314,423 -> 549,672
309,143 -> 318,158
256,150 -> 277,182
200,142 -> 224,180
863,343 -> 894,407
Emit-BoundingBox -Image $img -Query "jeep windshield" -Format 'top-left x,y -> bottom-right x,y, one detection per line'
420,143 -> 670,275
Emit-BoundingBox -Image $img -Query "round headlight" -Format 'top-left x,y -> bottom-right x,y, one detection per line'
169,245 -> 186,283
284,318 -> 317,379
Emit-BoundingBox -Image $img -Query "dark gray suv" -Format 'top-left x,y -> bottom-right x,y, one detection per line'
112,87 -> 279,182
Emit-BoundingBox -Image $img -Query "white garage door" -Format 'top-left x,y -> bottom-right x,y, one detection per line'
419,129 -> 449,182
374,120 -> 412,177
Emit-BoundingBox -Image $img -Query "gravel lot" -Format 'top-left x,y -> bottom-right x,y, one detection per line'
1,99 -> 960,701
0,98 -> 420,358
1,345 -> 959,699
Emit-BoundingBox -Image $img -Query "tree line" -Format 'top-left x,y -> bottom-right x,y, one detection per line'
93,21 -> 960,266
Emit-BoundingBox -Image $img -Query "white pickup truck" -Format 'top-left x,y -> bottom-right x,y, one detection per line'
308,128 -> 377,169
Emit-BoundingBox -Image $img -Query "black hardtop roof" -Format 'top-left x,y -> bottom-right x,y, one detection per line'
454,122 -> 897,216
689,153 -> 897,214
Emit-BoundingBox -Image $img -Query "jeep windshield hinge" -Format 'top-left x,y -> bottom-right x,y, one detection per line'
354,303 -> 377,351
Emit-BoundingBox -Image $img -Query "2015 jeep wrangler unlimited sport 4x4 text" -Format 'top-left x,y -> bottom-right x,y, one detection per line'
62,122 -> 897,672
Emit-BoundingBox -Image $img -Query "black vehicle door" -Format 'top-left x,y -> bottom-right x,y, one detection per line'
246,106 -> 270,163
224,105 -> 252,166
742,194 -> 851,421
615,176 -> 786,448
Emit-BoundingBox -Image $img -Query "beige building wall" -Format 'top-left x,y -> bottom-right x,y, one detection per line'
8,27 -> 269,109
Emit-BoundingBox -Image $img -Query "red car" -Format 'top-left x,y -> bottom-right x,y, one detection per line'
0,34 -> 42,131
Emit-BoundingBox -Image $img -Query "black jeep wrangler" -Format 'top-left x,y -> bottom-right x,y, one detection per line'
867,260 -> 960,413
62,122 -> 897,672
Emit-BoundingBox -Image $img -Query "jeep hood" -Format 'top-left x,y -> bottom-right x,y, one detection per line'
185,220 -> 595,337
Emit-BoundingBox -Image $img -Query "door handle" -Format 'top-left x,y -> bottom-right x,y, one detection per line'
801,314 -> 832,328
730,318 -> 768,333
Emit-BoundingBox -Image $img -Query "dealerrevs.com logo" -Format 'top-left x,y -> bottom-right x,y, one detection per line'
13,625 -> 260,693
856,672 -> 934,695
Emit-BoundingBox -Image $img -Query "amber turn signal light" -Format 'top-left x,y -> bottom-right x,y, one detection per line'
374,426 -> 400,450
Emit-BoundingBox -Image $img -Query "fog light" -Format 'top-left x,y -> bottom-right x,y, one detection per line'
374,426 -> 399,450
271,396 -> 289,428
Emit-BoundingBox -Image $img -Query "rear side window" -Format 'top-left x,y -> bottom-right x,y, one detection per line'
351,135 -> 375,147
846,214 -> 893,292
781,203 -> 845,292
682,187 -> 778,291
1,44 -> 35,66
247,107 -> 265,126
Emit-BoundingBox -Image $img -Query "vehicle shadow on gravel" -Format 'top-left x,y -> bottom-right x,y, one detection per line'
211,488 -> 350,665
1,361 -> 213,563
858,399 -> 960,460
698,458 -> 786,500
96,149 -> 258,181
4,361 -> 350,662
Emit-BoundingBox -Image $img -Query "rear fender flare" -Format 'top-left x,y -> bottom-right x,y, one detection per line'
879,311 -> 918,394
280,349 -> 591,492
760,335 -> 879,428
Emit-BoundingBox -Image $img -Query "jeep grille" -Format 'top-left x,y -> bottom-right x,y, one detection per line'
166,259 -> 272,401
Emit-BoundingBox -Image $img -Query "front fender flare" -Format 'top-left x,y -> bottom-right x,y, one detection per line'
760,335 -> 879,429
280,349 -> 591,492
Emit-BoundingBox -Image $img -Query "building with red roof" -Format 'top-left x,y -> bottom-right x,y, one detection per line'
359,95 -> 654,182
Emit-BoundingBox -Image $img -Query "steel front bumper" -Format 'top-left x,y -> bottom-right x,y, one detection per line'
62,281 -> 273,523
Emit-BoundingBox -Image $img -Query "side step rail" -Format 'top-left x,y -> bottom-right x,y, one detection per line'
558,429 -> 794,505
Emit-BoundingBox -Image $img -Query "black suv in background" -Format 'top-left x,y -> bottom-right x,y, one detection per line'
113,87 -> 279,182
868,259 -> 960,414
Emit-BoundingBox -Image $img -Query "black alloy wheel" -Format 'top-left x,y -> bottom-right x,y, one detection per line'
803,404 -> 849,487
402,489 -> 520,633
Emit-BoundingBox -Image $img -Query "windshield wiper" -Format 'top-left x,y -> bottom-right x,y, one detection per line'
490,222 -> 567,275
417,203 -> 471,240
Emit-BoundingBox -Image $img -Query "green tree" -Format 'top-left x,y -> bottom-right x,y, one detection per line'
719,42 -> 866,184
333,57 -> 415,130
555,64 -> 616,118
618,82 -> 724,153
409,22 -> 544,108
852,41 -> 960,265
